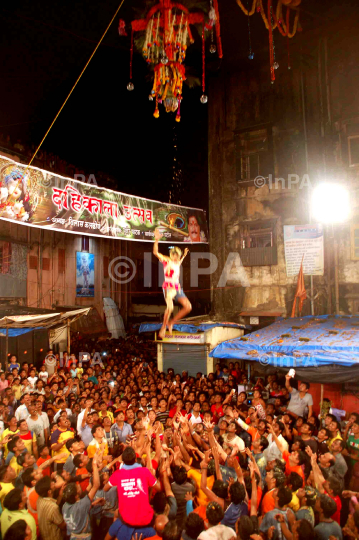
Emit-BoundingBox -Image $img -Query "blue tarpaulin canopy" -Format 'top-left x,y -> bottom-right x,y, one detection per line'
139,322 -> 248,334
210,315 -> 359,368
0,328 -> 44,337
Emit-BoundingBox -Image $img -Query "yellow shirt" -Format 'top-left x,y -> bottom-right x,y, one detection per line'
1,428 -> 19,458
0,482 -> 14,504
99,411 -> 114,423
51,428 -> 74,463
187,469 -> 215,507
289,491 -> 300,512
87,439 -> 109,460
12,385 -> 22,400
77,368 -> 83,379
9,456 -> 22,476
1,508 -> 36,540
21,431 -> 37,455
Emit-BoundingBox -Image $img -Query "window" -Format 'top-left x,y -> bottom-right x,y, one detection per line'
29,255 -> 38,270
235,127 -> 273,183
0,242 -> 11,274
351,223 -> 359,260
349,136 -> 359,167
42,258 -> 50,271
238,219 -> 278,266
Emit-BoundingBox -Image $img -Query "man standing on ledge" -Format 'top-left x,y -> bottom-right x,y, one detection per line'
153,228 -> 191,339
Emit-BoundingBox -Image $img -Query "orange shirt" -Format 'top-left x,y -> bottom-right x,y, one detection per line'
76,467 -> 90,491
248,485 -> 262,512
194,505 -> 208,528
262,489 -> 276,514
24,486 -> 39,527
282,450 -> 305,482
187,469 -> 215,507
36,457 -> 51,477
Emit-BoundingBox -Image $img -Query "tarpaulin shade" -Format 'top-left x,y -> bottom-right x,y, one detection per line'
0,327 -> 45,337
0,308 -> 90,329
139,322 -> 248,334
210,315 -> 359,368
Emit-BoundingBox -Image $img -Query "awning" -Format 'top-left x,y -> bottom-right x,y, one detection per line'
0,327 -> 44,337
139,321 -> 249,334
0,308 -> 90,330
210,314 -> 359,369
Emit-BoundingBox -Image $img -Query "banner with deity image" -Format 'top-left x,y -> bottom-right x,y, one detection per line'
76,252 -> 95,297
0,155 -> 208,243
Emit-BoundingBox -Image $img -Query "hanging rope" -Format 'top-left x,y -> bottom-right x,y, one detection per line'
0,0 -> 126,219
27,0 -> 127,168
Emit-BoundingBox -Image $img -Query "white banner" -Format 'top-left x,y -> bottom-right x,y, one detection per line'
284,224 -> 324,276
159,331 -> 205,344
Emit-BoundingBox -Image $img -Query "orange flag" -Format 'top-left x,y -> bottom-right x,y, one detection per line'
291,261 -> 307,318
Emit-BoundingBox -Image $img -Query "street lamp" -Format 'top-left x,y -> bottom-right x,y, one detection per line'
310,183 -> 350,315
311,183 -> 350,224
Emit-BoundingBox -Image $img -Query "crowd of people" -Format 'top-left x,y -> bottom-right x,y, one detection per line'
0,333 -> 358,540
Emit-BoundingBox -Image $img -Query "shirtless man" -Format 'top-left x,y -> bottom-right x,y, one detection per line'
153,228 -> 191,339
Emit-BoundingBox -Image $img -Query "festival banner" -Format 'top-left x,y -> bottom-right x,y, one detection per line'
0,155 -> 208,243
284,224 -> 324,276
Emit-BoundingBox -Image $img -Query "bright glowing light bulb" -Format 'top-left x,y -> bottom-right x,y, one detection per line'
311,183 -> 350,224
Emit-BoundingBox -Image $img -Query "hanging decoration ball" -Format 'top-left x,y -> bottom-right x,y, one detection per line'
209,43 -> 217,54
271,80 -> 275,85
160,54 -> 169,65
200,94 -> 208,104
127,82 -> 134,91
273,62 -> 279,69
288,65 -> 291,70
248,52 -> 254,60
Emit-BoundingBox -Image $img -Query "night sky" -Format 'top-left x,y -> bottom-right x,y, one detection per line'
0,0 -> 345,212
0,0 -> 212,210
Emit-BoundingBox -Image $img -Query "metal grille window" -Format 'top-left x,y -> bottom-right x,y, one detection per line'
0,242 -> 11,274
239,220 -> 277,266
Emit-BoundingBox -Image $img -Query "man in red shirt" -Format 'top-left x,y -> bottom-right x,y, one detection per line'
210,394 -> 224,424
104,446 -> 159,527
169,399 -> 186,419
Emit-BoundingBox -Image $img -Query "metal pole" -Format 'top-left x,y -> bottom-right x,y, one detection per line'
67,319 -> 71,354
5,327 -> 8,372
301,55 -> 314,316
333,226 -> 340,315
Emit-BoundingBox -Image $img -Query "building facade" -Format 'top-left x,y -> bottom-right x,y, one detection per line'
208,4 -> 359,324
